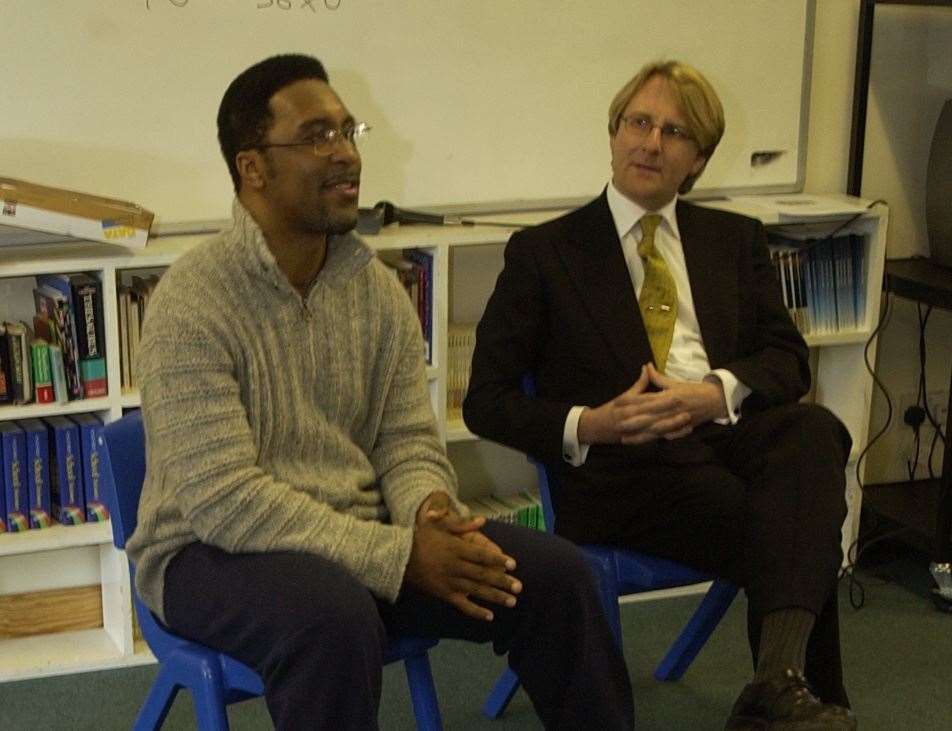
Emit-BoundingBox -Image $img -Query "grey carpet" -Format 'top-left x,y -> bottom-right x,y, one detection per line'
2,555 -> 949,730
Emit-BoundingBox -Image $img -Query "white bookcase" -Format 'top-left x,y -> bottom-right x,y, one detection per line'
0,195 -> 887,682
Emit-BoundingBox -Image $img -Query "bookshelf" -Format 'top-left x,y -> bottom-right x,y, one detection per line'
0,195 -> 887,682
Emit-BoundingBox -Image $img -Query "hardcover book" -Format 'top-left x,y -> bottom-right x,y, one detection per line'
3,320 -> 32,404
0,422 -> 29,532
44,415 -> 85,525
33,284 -> 82,399
31,339 -> 54,403
402,248 -> 433,364
70,413 -> 108,522
0,323 -> 12,404
18,418 -> 52,529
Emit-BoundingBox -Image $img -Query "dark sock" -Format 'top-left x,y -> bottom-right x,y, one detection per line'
753,608 -> 815,682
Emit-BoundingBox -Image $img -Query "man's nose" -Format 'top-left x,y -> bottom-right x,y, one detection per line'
641,125 -> 663,152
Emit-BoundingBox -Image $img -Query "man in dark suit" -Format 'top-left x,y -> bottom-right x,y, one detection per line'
464,60 -> 857,731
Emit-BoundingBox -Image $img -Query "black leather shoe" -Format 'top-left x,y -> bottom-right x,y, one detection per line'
724,668 -> 857,731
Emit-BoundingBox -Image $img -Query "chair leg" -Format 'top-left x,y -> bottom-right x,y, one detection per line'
132,668 -> 181,731
161,650 -> 232,731
586,555 -> 624,647
403,653 -> 443,731
654,579 -> 739,681
482,667 -> 521,720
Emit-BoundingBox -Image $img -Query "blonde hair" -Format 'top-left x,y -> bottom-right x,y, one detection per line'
608,60 -> 725,193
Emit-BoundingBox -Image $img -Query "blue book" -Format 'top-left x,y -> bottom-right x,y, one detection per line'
18,418 -> 52,529
44,415 -> 85,525
0,422 -> 29,532
70,413 -> 109,522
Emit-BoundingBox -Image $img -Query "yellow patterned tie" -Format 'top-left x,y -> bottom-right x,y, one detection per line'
637,214 -> 678,372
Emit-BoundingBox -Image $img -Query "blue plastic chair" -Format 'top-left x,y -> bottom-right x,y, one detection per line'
100,410 -> 443,731
482,376 -> 739,719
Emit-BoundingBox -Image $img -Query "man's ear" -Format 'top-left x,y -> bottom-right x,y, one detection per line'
236,150 -> 267,190
690,152 -> 709,179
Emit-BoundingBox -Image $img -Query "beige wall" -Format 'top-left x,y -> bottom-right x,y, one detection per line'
807,1 -> 952,483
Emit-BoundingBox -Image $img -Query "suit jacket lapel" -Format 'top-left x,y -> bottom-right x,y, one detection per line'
677,201 -> 738,368
554,193 -> 653,374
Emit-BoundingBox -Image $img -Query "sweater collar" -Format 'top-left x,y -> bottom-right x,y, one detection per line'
229,199 -> 374,292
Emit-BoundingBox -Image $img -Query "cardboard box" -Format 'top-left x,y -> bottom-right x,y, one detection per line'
0,177 -> 153,248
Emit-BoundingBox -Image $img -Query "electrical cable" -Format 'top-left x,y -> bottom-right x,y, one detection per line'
838,282 -> 909,608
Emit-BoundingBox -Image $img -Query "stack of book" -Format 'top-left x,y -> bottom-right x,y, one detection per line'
463,491 -> 545,531
447,323 -> 477,421
378,248 -> 433,364
0,272 -> 107,406
116,274 -> 162,391
767,231 -> 867,335
0,413 -> 108,532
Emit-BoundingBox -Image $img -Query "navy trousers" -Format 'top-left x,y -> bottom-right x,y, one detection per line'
163,520 -> 634,730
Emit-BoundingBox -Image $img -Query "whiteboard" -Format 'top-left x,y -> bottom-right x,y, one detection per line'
1,1 -> 812,227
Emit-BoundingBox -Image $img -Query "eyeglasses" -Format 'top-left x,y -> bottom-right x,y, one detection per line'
619,115 -> 694,145
254,122 -> 372,156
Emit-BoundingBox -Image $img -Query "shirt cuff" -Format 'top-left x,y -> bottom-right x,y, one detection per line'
562,405 -> 591,467
707,369 -> 751,425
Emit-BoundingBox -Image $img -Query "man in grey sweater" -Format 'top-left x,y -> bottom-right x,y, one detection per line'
126,54 -> 633,730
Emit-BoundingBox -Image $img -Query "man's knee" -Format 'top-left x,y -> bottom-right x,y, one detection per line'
266,553 -> 387,650
515,529 -> 600,601
779,403 -> 852,459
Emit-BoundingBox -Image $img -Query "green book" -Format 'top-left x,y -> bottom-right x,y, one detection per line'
30,340 -> 53,403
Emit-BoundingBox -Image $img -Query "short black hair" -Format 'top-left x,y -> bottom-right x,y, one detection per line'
217,54 -> 329,192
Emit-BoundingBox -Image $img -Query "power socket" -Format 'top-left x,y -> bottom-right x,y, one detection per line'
898,390 -> 949,479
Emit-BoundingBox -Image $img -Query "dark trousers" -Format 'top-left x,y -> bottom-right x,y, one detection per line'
555,403 -> 852,705
162,520 -> 634,730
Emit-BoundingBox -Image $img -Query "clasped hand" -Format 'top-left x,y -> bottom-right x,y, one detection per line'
404,491 -> 522,622
577,363 -> 728,446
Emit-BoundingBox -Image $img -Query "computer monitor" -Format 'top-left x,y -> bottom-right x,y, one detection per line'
926,99 -> 952,269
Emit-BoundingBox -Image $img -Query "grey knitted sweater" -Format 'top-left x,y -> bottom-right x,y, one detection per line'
126,201 -> 460,624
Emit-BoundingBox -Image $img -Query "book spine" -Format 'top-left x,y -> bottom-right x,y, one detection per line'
31,340 -> 54,403
71,278 -> 106,359
48,344 -> 68,403
48,420 -> 85,525
5,326 -> 27,403
403,248 -> 434,363
22,421 -> 52,529
0,325 -> 11,404
74,415 -> 109,522
1,427 -> 29,532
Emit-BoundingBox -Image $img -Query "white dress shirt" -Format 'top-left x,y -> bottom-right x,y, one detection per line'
561,182 -> 752,466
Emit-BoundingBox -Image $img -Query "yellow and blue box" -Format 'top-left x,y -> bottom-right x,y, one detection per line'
44,415 -> 85,525
1,422 -> 29,532
18,418 -> 52,529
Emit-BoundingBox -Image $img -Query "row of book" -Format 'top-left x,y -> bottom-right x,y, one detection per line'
463,490 -> 545,531
116,274 -> 161,390
0,273 -> 107,406
767,233 -> 867,335
447,322 -> 477,421
0,414 -> 109,533
379,248 -> 433,364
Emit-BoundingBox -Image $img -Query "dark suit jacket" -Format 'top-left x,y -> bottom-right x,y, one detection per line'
463,191 -> 810,482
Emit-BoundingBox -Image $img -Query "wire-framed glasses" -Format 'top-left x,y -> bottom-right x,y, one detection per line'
619,115 -> 694,145
254,122 -> 372,156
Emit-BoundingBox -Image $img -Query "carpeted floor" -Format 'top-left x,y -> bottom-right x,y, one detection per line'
2,543 -> 949,730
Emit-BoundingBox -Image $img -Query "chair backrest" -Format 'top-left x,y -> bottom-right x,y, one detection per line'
98,410 -> 146,550
520,374 -> 556,533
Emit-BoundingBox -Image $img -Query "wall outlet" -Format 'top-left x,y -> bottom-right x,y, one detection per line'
898,390 -> 948,480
